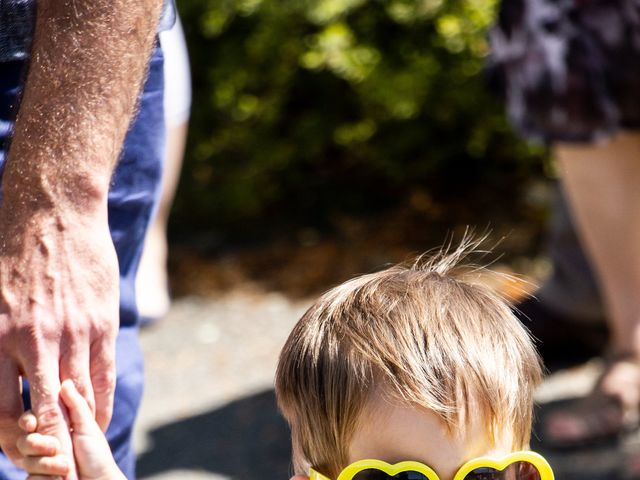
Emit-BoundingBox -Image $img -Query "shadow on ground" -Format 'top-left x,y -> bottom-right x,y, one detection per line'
137,389 -> 292,479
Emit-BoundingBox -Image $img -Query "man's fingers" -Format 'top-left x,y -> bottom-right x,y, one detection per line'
90,338 -> 116,432
16,433 -> 60,457
24,361 -> 77,480
0,360 -> 25,463
25,364 -> 64,437
60,380 -> 101,435
59,339 -> 96,418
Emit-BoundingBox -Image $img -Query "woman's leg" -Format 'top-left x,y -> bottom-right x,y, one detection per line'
558,132 -> 640,361
135,15 -> 191,323
135,120 -> 188,322
546,131 -> 640,442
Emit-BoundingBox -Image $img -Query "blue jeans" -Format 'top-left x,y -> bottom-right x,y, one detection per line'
0,46 -> 166,479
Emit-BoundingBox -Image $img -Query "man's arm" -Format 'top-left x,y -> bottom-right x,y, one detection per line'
0,0 -> 163,476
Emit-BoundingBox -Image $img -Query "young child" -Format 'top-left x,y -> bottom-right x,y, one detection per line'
15,248 -> 551,480
274,248 -> 548,480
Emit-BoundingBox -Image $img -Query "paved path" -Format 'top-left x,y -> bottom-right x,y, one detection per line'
134,292 -> 638,480
134,292 -> 307,479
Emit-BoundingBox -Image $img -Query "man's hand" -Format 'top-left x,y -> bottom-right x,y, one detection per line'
0,205 -> 119,473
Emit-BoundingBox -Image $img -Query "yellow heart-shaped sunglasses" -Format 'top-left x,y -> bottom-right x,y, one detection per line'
310,451 -> 554,480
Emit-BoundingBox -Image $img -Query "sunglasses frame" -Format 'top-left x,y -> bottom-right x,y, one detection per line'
309,451 -> 554,480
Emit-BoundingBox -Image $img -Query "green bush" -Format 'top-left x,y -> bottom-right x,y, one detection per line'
172,0 -> 547,239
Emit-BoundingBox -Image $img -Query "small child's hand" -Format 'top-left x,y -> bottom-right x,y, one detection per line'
17,380 -> 125,480
16,413 -> 69,479
58,379 -> 124,480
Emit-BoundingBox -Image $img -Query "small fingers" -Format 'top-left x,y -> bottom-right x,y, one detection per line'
16,433 -> 60,457
60,380 -> 101,435
59,338 -> 96,419
27,476 -> 64,480
18,411 -> 37,433
22,455 -> 70,477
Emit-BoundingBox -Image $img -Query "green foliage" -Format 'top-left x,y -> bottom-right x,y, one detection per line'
173,0 -> 546,238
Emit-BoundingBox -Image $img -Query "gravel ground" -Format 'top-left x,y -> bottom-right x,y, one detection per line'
133,291 -> 639,480
134,292 -> 309,480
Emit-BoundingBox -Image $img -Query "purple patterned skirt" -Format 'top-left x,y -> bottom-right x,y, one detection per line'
488,0 -> 640,143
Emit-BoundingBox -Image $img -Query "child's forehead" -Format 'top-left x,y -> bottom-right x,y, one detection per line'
350,399 -> 514,477
349,398 -> 515,464
358,397 -> 464,448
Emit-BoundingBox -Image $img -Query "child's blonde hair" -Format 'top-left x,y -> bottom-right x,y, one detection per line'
275,245 -> 542,478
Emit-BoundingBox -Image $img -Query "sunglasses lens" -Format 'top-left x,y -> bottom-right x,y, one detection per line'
352,469 -> 431,480
463,461 -> 541,480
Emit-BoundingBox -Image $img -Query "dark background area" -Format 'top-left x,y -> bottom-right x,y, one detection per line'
164,0 -> 555,298
170,0 -> 550,250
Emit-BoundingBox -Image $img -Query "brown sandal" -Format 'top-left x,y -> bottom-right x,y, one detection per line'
539,395 -> 628,449
539,355 -> 640,449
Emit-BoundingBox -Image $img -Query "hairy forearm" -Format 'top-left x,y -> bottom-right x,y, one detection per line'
2,0 -> 163,219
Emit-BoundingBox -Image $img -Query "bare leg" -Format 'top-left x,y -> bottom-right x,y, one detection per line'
136,121 -> 188,321
136,15 -> 191,322
558,132 -> 640,360
546,132 -> 640,442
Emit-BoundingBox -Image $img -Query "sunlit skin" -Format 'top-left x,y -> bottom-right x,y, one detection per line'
292,395 -> 516,480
